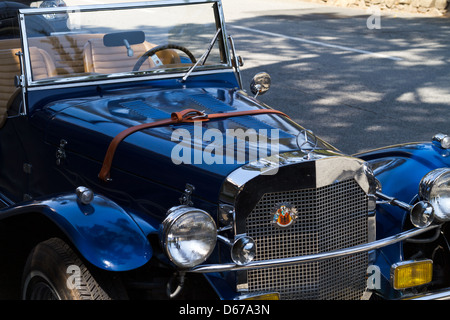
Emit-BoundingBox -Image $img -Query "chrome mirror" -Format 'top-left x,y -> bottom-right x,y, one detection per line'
250,72 -> 271,98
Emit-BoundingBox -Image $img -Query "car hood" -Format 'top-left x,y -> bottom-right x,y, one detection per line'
43,86 -> 340,200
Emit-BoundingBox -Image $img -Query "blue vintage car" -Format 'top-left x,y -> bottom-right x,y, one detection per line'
0,0 -> 448,300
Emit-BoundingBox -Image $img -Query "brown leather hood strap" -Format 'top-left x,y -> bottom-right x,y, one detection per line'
98,108 -> 289,181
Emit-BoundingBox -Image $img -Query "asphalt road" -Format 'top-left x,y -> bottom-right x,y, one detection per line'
221,0 -> 450,154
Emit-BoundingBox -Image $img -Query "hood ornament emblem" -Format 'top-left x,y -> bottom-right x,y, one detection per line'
297,129 -> 318,160
272,203 -> 298,228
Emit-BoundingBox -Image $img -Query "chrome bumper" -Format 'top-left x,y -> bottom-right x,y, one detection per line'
190,225 -> 438,273
406,288 -> 450,300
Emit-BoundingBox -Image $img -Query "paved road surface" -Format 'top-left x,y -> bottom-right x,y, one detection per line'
221,0 -> 450,154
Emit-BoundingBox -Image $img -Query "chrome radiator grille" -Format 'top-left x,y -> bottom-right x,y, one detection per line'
245,179 -> 369,300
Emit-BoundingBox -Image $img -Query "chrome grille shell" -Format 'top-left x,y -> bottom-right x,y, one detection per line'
219,154 -> 375,300
245,179 -> 369,300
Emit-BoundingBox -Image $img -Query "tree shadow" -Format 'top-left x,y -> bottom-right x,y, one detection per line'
226,8 -> 450,154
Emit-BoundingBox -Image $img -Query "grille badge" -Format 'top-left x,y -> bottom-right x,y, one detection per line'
271,203 -> 298,228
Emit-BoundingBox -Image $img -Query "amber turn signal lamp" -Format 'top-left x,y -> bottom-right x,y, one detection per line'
391,260 -> 433,290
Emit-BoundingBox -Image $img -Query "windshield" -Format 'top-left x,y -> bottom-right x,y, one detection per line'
20,1 -> 229,85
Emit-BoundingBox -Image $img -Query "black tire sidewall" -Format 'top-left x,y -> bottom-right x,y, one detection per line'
22,238 -> 103,300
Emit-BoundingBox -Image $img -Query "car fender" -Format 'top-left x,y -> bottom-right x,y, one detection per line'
0,192 -> 152,272
357,142 -> 450,202
356,142 -> 450,298
357,142 -> 450,237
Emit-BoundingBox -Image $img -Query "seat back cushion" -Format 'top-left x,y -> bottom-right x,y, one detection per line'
0,42 -> 57,127
83,38 -> 155,73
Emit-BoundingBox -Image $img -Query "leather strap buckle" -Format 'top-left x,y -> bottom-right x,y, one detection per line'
171,109 -> 209,122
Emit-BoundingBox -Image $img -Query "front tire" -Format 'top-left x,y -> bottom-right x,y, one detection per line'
22,238 -> 127,300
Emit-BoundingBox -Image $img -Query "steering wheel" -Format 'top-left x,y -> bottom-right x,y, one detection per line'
133,44 -> 197,71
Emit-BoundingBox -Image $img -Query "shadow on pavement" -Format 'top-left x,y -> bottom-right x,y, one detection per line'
227,8 -> 450,154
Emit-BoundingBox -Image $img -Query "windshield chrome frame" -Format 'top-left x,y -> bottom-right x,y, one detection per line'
18,0 -> 232,88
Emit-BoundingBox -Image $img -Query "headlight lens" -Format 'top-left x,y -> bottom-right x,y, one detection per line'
419,168 -> 450,222
161,206 -> 217,268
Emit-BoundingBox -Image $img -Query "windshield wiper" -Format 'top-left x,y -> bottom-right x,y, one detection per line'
181,28 -> 222,83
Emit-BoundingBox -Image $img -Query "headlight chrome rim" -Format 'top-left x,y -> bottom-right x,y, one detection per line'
231,236 -> 257,266
160,205 -> 217,268
410,201 -> 435,228
419,168 -> 450,222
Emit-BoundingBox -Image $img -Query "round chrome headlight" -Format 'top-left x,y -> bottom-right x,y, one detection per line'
160,206 -> 217,268
231,236 -> 256,265
419,168 -> 450,222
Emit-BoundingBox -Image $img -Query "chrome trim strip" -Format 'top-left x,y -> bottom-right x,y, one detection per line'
219,153 -> 372,205
368,211 -> 376,242
18,13 -> 30,114
228,35 -> 242,89
216,0 -> 232,68
190,225 -> 439,273
18,0 -> 219,15
406,288 -> 450,300
26,69 -> 235,91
